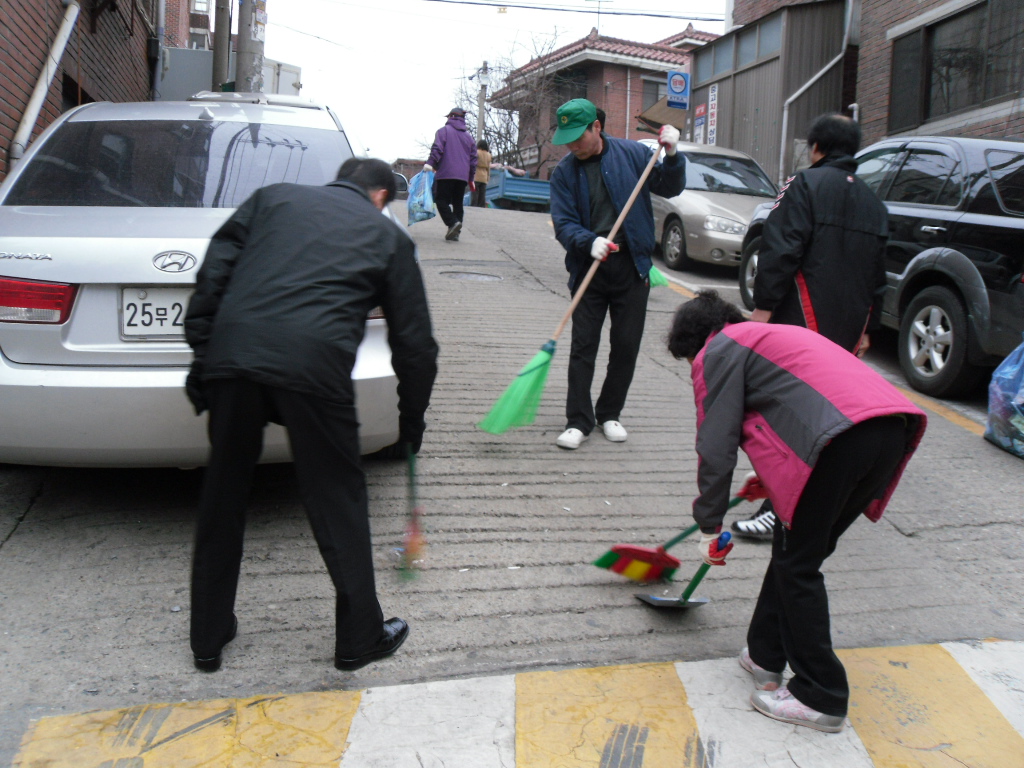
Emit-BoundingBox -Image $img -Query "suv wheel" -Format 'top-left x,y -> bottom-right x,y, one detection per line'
738,236 -> 760,311
661,219 -> 693,271
898,286 -> 983,397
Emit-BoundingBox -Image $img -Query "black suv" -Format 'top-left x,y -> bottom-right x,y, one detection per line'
739,136 -> 1024,398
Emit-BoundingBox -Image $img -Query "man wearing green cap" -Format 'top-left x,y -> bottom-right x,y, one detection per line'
549,98 -> 684,450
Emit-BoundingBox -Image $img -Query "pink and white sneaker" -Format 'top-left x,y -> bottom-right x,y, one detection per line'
750,686 -> 846,733
739,647 -> 783,691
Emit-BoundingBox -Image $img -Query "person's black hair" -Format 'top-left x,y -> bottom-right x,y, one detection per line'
666,289 -> 745,360
806,113 -> 861,158
335,157 -> 396,203
595,107 -> 606,132
477,139 -> 490,151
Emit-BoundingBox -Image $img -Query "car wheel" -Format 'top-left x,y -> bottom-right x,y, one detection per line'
738,236 -> 760,311
898,286 -> 983,397
661,219 -> 692,271
365,442 -> 407,461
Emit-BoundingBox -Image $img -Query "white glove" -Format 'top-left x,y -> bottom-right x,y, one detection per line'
590,237 -> 618,262
423,164 -> 434,172
698,531 -> 733,566
658,125 -> 680,156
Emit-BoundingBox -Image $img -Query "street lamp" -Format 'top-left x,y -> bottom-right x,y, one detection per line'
476,62 -> 491,139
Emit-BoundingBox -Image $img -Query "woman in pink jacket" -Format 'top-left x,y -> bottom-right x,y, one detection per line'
667,291 -> 926,733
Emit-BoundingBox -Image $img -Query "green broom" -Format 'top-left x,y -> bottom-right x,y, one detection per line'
648,265 -> 670,287
478,146 -> 666,434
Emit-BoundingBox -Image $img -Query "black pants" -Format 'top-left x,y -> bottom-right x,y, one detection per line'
190,378 -> 383,659
747,416 -> 908,717
434,179 -> 467,228
471,184 -> 488,208
566,251 -> 650,434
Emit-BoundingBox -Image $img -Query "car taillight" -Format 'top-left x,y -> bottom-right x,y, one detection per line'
0,277 -> 78,324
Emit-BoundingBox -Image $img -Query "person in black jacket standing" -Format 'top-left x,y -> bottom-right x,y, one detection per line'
734,113 -> 889,541
183,158 -> 439,672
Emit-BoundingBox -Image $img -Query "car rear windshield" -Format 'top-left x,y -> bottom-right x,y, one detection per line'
683,153 -> 776,197
985,149 -> 1024,215
3,120 -> 354,207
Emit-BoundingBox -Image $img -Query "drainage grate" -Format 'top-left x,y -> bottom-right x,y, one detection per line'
440,271 -> 503,282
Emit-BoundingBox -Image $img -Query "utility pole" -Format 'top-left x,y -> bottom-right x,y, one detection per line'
476,61 -> 490,140
211,0 -> 231,91
235,0 -> 266,93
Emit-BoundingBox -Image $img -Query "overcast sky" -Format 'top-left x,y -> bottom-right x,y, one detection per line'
254,0 -> 726,163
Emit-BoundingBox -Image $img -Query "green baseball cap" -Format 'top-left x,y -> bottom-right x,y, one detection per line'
552,98 -> 598,145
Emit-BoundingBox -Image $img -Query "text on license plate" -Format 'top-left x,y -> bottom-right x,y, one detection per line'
121,287 -> 193,338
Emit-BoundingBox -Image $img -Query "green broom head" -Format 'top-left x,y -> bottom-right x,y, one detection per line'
478,340 -> 555,434
648,265 -> 670,287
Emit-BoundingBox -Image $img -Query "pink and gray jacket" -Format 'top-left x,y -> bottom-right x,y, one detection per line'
690,322 -> 926,533
427,114 -> 477,183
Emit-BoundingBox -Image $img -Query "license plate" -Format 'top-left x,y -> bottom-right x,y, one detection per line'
121,287 -> 193,339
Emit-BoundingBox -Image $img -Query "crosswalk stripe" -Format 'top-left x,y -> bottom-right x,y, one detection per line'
338,675 -> 516,767
941,640 -> 1024,738
674,657 -> 875,767
515,663 -> 698,767
840,644 -> 1024,767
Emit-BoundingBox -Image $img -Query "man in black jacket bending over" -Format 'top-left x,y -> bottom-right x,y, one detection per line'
734,113 -> 888,541
184,158 -> 438,672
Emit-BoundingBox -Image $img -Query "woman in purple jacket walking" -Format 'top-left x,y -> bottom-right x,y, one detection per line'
668,291 -> 927,733
425,108 -> 477,241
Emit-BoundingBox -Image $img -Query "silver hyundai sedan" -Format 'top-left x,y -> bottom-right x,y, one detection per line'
0,93 -> 400,467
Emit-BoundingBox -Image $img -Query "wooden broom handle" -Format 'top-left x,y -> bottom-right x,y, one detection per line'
551,145 -> 665,342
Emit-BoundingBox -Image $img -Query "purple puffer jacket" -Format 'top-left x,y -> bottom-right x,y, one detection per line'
427,115 -> 477,183
690,322 -> 927,532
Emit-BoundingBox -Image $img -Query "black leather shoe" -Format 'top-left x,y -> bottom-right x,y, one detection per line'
193,615 -> 238,673
335,617 -> 409,671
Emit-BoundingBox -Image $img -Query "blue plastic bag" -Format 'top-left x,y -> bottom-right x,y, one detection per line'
984,333 -> 1024,459
407,169 -> 436,226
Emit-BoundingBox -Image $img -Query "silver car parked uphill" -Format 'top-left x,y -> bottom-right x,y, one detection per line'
642,140 -> 777,271
0,92 -> 401,467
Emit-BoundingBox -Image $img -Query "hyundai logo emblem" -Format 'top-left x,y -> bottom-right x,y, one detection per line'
153,251 -> 197,273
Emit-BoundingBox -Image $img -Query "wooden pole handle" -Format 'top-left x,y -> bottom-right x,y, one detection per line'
551,145 -> 664,342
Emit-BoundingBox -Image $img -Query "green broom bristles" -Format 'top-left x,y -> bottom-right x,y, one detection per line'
478,340 -> 555,434
649,265 -> 670,287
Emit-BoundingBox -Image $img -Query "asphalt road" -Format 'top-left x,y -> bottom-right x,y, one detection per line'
1,205 -> 1021,765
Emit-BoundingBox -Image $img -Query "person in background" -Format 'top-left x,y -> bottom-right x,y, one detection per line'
184,158 -> 438,674
548,98 -> 684,450
668,290 -> 925,733
733,113 -> 889,542
473,140 -> 492,208
425,108 -> 477,241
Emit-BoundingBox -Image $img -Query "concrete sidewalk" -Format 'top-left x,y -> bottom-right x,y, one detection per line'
15,639 -> 1024,767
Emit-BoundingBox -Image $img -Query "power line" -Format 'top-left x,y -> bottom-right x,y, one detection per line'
420,0 -> 724,21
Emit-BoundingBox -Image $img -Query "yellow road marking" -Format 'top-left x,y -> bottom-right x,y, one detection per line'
896,386 -> 986,436
665,281 -> 696,299
14,690 -> 361,767
840,644 -> 1024,767
515,662 -> 701,767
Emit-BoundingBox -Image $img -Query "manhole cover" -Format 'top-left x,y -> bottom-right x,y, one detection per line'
441,271 -> 503,282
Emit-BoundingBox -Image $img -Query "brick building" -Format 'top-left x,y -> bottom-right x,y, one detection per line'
491,24 -> 718,180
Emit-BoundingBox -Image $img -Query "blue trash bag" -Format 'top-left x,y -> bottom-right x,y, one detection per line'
984,333 -> 1024,459
407,169 -> 436,226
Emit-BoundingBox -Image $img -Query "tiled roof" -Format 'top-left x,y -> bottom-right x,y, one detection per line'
510,27 -> 691,78
656,23 -> 720,47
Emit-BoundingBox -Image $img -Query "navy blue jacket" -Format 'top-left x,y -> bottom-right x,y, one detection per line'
550,135 -> 685,290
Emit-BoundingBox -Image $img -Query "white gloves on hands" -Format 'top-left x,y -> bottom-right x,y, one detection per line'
658,125 -> 680,156
423,164 -> 434,172
590,237 -> 619,261
698,531 -> 733,566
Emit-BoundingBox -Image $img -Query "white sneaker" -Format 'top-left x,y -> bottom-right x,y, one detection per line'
601,420 -> 628,442
739,647 -> 783,691
556,428 -> 588,449
750,687 -> 846,733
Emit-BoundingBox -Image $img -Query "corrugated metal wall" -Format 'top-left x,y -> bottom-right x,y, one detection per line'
732,58 -> 783,176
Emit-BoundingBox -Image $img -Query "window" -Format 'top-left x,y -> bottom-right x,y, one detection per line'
737,29 -> 758,68
643,79 -> 667,111
695,50 -> 712,83
713,37 -> 734,76
759,16 -> 782,56
192,0 -> 210,11
889,0 -> 1024,132
986,150 -> 1024,215
856,146 -> 905,196
885,148 -> 963,207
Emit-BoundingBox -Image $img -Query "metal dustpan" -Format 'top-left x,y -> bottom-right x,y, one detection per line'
635,532 -> 730,610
